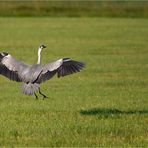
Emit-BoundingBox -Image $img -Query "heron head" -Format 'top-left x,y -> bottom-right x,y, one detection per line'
40,44 -> 46,49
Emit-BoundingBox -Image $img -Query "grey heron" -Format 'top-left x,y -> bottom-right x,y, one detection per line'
0,45 -> 85,99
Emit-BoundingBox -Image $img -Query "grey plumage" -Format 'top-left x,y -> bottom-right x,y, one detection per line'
22,83 -> 39,95
0,45 -> 85,99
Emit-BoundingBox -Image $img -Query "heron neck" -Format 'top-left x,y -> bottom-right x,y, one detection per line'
37,48 -> 42,64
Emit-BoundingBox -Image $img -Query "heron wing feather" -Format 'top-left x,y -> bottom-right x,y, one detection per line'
57,59 -> 85,78
34,59 -> 63,83
35,58 -> 85,83
0,54 -> 29,82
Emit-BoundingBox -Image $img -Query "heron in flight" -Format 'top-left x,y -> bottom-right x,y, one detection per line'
0,45 -> 85,99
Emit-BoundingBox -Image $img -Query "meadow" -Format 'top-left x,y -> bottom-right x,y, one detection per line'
0,17 -> 147,146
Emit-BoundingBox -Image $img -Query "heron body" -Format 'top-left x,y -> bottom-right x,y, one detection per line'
0,45 -> 85,99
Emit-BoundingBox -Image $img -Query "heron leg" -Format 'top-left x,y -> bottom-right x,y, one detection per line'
34,93 -> 38,99
39,88 -> 48,99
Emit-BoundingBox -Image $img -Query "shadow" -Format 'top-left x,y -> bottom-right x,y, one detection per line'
80,108 -> 148,118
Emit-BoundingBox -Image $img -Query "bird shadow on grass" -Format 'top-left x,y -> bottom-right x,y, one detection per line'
80,108 -> 148,119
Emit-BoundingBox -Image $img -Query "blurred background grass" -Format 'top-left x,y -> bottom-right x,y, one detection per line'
0,1 -> 147,18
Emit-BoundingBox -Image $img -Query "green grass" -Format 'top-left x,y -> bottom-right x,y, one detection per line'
0,17 -> 147,147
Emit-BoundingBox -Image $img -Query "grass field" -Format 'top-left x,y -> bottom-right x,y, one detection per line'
0,17 -> 147,147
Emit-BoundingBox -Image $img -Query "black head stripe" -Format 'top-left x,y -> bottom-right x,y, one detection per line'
0,52 -> 9,62
0,52 -> 8,56
2,52 -> 8,56
0,53 -> 3,61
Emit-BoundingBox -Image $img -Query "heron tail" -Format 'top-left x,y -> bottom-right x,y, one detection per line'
22,83 -> 40,95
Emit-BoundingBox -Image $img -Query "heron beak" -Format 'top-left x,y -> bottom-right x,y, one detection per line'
43,45 -> 46,48
40,44 -> 46,49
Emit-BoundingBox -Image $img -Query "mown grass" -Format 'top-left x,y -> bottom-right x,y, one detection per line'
0,17 -> 147,147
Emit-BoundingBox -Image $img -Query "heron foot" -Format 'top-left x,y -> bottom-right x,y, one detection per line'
42,95 -> 48,100
39,88 -> 48,100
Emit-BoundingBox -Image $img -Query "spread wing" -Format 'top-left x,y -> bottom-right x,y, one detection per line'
0,53 -> 29,82
35,58 -> 85,84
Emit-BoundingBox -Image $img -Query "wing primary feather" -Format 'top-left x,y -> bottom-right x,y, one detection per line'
67,66 -> 73,75
72,64 -> 80,72
63,66 -> 67,75
61,66 -> 64,76
77,62 -> 85,68
71,64 -> 77,73
63,65 -> 68,75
